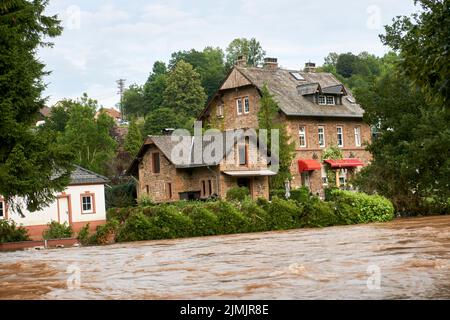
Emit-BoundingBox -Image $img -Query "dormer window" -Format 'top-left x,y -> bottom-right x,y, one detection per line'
326,96 -> 335,105
318,95 -> 335,105
318,95 -> 326,105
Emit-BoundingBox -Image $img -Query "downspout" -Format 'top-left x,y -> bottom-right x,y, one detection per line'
207,166 -> 220,199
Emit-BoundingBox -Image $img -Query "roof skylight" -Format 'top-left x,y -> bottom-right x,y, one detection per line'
290,72 -> 305,81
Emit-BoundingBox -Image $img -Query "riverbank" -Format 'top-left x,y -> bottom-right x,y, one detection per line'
80,190 -> 395,246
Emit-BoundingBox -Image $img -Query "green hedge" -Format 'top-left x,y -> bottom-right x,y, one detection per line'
0,220 -> 30,243
84,190 -> 396,245
42,221 -> 73,240
330,189 -> 395,222
270,187 -> 310,204
226,186 -> 250,202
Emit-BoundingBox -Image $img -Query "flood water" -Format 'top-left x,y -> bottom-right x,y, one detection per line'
0,216 -> 449,300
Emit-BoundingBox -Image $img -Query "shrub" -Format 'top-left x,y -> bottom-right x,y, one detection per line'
92,219 -> 120,245
324,187 -> 338,201
107,207 -> 134,223
137,194 -> 154,207
183,205 -> 218,236
206,201 -> 249,234
0,220 -> 30,243
42,221 -> 73,240
269,189 -> 287,200
226,186 -> 250,202
116,212 -> 155,242
300,199 -> 339,227
331,189 -> 395,223
241,198 -> 270,232
266,197 -> 299,230
105,181 -> 136,209
290,187 -> 311,204
270,187 -> 310,203
148,205 -> 193,239
77,223 -> 91,246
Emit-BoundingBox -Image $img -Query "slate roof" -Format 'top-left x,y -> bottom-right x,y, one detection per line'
70,165 -> 108,185
235,66 -> 364,118
39,106 -> 51,118
127,130 -> 272,175
149,131 -> 253,168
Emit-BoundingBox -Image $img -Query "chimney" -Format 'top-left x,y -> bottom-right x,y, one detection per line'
162,128 -> 175,135
235,55 -> 247,67
263,57 -> 278,71
304,62 -> 316,73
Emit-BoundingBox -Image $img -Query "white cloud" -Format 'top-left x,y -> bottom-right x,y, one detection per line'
40,0 -> 418,108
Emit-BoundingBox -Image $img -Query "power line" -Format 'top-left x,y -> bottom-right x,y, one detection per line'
116,79 -> 126,121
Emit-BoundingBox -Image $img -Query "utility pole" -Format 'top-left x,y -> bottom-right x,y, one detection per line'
116,79 -> 126,121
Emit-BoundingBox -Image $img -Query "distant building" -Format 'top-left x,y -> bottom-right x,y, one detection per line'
0,166 -> 108,240
36,106 -> 51,126
96,107 -> 122,123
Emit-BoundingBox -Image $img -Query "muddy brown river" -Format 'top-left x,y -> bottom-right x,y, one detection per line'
0,216 -> 449,300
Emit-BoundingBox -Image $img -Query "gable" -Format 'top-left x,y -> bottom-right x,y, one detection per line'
220,68 -> 252,90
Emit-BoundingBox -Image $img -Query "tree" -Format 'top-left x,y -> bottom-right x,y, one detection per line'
225,38 -> 266,69
381,0 -> 450,105
143,108 -> 181,135
124,118 -> 143,157
57,95 -> 118,175
335,53 -> 358,78
355,69 -> 450,214
169,47 -> 226,99
162,60 -> 207,118
0,0 -> 75,212
122,84 -> 145,118
142,61 -> 168,116
321,145 -> 344,187
257,85 -> 296,189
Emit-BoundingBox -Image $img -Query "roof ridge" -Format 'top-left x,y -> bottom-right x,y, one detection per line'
73,165 -> 109,182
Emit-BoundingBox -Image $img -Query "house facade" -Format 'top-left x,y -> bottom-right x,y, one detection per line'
0,166 -> 108,240
199,58 -> 372,197
128,132 -> 274,202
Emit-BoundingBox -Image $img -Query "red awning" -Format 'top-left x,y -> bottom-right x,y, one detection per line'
298,159 -> 322,173
324,158 -> 364,168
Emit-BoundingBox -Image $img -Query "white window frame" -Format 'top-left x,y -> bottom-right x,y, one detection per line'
339,169 -> 347,186
81,195 -> 93,214
321,165 -> 328,185
216,104 -> 224,118
326,96 -> 335,105
244,97 -> 250,114
236,98 -> 243,115
299,125 -> 306,148
354,126 -> 362,147
337,126 -> 344,147
318,125 -> 325,148
0,201 -> 4,219
318,95 -> 326,105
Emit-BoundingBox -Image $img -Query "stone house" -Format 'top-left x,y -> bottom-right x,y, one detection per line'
127,131 -> 275,202
198,58 -> 372,197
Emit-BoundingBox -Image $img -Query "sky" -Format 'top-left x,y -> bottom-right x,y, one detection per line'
39,0 -> 419,108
